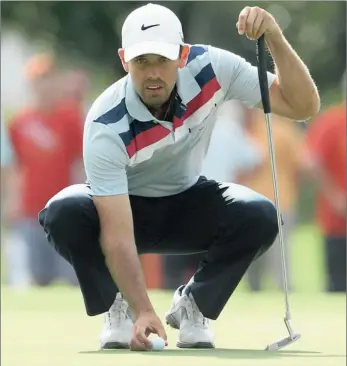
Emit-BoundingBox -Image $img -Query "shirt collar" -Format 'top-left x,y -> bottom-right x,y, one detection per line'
125,69 -> 200,122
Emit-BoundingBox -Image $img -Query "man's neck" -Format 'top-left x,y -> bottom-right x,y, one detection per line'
147,87 -> 177,121
149,100 -> 170,120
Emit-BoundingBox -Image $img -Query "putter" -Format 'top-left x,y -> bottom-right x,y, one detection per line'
256,35 -> 301,351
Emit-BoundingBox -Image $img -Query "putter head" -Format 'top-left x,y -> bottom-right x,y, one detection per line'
265,333 -> 301,351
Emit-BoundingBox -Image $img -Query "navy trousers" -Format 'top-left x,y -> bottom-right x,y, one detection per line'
38,177 -> 279,319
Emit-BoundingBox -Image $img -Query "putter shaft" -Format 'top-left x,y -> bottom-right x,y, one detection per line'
257,36 -> 300,351
264,113 -> 291,321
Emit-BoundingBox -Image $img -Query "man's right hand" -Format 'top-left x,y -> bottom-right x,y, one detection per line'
94,194 -> 165,350
130,310 -> 168,351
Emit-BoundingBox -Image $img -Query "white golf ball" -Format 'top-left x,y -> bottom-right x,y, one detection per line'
151,337 -> 165,351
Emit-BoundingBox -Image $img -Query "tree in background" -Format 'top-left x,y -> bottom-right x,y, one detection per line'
2,1 -> 346,99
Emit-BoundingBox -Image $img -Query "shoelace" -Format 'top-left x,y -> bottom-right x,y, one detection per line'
107,299 -> 130,328
184,296 -> 209,328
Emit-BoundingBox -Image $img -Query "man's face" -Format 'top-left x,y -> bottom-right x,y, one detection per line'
127,54 -> 180,108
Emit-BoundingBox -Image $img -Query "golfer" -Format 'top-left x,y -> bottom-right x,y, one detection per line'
39,3 -> 320,351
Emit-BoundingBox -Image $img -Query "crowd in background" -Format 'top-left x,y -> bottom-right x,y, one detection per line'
1,53 -> 87,287
1,51 -> 346,293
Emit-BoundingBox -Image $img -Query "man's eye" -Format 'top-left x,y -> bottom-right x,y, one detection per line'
160,57 -> 169,63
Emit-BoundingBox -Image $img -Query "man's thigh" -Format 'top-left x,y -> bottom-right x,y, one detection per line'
139,177 -> 271,255
44,181 -> 270,257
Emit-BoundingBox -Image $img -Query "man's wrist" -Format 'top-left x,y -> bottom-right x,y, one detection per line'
130,293 -> 155,318
133,306 -> 155,319
264,26 -> 284,45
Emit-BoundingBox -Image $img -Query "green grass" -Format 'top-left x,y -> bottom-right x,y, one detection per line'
2,224 -> 345,365
237,224 -> 326,292
2,287 -> 346,366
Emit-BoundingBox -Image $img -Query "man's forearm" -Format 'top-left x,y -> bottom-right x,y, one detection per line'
101,237 -> 154,317
266,32 -> 320,119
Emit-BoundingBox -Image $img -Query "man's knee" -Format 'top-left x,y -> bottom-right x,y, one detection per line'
231,197 -> 279,249
39,187 -> 98,248
249,199 -> 279,251
47,197 -> 92,232
255,199 -> 278,231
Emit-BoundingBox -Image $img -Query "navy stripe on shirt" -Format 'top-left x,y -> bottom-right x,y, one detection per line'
119,93 -> 187,148
187,45 -> 208,64
119,120 -> 156,147
94,98 -> 127,125
195,63 -> 215,89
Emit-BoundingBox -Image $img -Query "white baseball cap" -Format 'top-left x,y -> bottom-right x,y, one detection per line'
122,3 -> 184,62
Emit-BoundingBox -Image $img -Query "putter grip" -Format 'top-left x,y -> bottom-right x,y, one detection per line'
256,35 -> 271,114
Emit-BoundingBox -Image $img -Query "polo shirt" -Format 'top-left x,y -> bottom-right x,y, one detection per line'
83,44 -> 276,197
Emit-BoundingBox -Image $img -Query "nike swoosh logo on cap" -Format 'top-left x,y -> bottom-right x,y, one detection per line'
141,24 -> 160,31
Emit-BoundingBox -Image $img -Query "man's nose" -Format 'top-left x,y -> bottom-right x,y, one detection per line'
147,66 -> 161,79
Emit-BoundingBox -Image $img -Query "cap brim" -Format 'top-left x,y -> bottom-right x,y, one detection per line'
124,41 -> 180,62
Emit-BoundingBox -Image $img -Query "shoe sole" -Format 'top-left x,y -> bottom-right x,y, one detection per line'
101,342 -> 129,350
177,341 -> 215,349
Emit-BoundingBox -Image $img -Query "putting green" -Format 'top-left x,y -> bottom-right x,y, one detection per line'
2,287 -> 345,366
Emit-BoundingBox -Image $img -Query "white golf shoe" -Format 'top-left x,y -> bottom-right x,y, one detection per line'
165,286 -> 215,348
99,293 -> 134,349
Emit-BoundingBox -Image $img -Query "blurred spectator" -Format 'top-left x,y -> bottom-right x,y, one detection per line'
163,101 -> 263,289
1,117 -> 31,287
5,53 -> 85,287
303,72 -> 346,292
58,68 -> 90,183
163,253 -> 202,290
237,109 -> 304,291
60,69 -> 90,114
202,101 -> 263,182
1,117 -> 14,205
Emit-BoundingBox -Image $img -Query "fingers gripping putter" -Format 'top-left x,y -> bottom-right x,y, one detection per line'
256,35 -> 301,351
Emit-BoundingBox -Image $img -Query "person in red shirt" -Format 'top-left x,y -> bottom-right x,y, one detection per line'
304,75 -> 346,292
6,53 -> 84,286
61,69 -> 90,106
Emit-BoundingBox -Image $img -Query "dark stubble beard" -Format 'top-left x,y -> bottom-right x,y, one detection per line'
145,87 -> 177,121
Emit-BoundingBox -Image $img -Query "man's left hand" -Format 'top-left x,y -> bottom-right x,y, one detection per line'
236,6 -> 281,41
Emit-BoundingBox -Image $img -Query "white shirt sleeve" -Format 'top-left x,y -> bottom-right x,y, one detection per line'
209,45 -> 276,108
83,120 -> 129,196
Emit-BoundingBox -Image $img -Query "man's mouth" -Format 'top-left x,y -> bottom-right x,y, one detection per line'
146,86 -> 162,90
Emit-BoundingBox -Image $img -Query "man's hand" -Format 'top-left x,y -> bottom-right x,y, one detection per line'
235,6 -> 320,120
130,311 -> 168,351
236,6 -> 281,41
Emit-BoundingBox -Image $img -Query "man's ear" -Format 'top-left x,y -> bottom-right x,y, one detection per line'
118,49 -> 129,73
179,45 -> 190,68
